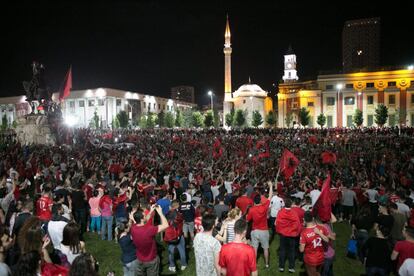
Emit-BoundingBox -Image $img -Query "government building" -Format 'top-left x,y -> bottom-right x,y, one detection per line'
277,64 -> 414,127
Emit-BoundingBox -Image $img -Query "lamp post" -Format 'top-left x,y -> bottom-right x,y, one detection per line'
336,83 -> 343,127
208,91 -> 213,110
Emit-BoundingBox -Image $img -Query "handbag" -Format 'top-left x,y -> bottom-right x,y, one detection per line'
346,238 -> 357,259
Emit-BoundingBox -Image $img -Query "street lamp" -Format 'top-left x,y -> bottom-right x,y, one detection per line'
208,91 -> 213,110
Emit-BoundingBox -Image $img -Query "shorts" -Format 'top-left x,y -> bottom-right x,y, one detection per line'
183,222 -> 195,234
251,230 -> 270,249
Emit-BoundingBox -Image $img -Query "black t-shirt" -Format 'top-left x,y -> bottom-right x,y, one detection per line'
71,190 -> 86,210
362,237 -> 393,270
375,214 -> 394,229
12,212 -> 33,237
351,214 -> 374,231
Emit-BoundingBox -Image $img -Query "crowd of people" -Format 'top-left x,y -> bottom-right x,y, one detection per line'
0,126 -> 413,276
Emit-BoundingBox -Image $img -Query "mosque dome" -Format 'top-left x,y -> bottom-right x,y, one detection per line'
233,83 -> 268,98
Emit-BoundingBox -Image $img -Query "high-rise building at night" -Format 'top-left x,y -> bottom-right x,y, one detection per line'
171,85 -> 195,103
342,17 -> 380,71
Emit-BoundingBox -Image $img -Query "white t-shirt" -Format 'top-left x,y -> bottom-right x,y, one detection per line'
270,195 -> 285,217
224,181 -> 233,194
211,185 -> 220,201
366,189 -> 378,203
193,232 -> 222,276
48,220 -> 68,250
396,202 -> 411,218
310,189 -> 321,206
399,258 -> 414,276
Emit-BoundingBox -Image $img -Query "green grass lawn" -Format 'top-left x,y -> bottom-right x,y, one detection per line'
85,222 -> 364,275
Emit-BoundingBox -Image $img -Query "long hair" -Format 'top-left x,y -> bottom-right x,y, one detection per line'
13,250 -> 41,276
61,222 -> 81,254
69,253 -> 98,276
17,216 -> 42,254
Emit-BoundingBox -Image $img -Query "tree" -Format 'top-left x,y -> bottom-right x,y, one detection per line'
138,115 -> 147,128
225,108 -> 235,128
213,109 -> 220,128
234,109 -> 246,128
396,108 -> 407,126
265,111 -> 276,128
353,109 -> 363,127
157,111 -> 165,127
116,110 -> 129,128
112,117 -> 120,129
146,112 -> 156,128
298,107 -> 311,127
165,112 -> 175,128
375,104 -> 388,127
12,120 -> 18,129
204,110 -> 214,128
1,114 -> 8,130
317,113 -> 326,128
251,110 -> 263,127
182,109 -> 193,128
285,112 -> 293,128
192,111 -> 204,128
175,109 -> 184,127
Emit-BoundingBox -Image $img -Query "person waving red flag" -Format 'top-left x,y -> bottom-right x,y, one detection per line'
321,151 -> 337,164
279,149 -> 299,179
313,174 -> 332,222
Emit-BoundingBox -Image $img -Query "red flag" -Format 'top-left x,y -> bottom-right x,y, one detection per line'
308,135 -> 318,144
313,174 -> 331,222
279,149 -> 299,179
321,151 -> 337,164
212,138 -> 223,159
256,140 -> 270,159
59,66 -> 72,101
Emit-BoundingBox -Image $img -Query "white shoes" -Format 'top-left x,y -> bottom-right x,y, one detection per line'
168,266 -> 176,272
181,266 -> 187,271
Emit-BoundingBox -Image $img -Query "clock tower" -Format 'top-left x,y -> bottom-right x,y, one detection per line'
282,45 -> 299,82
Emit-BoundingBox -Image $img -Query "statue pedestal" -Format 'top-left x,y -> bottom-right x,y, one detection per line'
15,114 -> 56,145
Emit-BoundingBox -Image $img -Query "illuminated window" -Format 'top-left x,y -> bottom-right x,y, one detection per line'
88,100 -> 95,107
344,97 -> 355,105
367,96 -> 374,105
389,95 -> 395,105
327,97 -> 335,106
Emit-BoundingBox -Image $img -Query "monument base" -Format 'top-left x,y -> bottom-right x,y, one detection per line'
15,114 -> 56,146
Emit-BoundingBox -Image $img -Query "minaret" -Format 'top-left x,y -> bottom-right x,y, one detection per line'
224,15 -> 232,101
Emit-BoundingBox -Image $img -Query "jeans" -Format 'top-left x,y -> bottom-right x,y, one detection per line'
123,259 -> 138,276
366,266 -> 389,276
322,257 -> 334,276
90,216 -> 101,232
73,209 -> 87,236
101,216 -> 113,241
136,255 -> 159,276
279,235 -> 296,270
168,236 -> 187,268
356,229 -> 369,262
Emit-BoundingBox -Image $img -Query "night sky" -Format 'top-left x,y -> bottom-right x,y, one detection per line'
1,0 -> 413,105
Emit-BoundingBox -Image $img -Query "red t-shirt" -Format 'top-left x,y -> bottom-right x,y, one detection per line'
219,242 -> 257,276
236,196 -> 253,214
394,240 -> 414,270
291,206 -> 305,224
36,195 -> 53,221
130,223 -> 158,262
300,225 -> 329,266
246,200 -> 270,231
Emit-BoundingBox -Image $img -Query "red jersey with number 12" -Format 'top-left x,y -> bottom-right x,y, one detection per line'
300,225 -> 329,266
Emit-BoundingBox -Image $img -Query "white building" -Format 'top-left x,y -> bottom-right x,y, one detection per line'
52,88 -> 196,127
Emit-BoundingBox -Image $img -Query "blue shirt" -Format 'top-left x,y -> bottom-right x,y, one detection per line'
119,234 -> 137,264
157,198 -> 171,215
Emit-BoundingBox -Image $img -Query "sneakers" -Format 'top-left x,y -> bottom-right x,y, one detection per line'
181,266 -> 187,271
279,268 -> 284,272
265,264 -> 269,269
289,268 -> 295,273
168,267 -> 176,272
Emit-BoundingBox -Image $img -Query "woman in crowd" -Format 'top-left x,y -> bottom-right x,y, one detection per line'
60,222 -> 86,264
